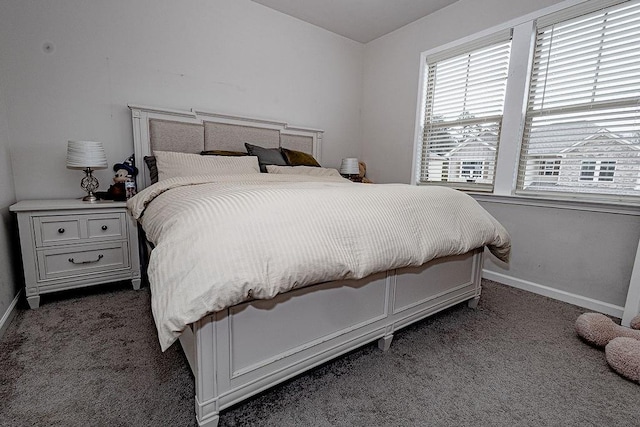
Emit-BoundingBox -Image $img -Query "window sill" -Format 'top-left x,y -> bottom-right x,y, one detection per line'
468,192 -> 640,216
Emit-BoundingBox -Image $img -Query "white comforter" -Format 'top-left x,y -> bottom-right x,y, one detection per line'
128,174 -> 511,350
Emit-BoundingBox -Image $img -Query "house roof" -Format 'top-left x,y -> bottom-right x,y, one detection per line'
559,128 -> 640,153
524,123 -> 640,156
445,131 -> 498,157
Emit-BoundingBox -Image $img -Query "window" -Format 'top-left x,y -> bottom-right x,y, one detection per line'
517,0 -> 640,199
414,0 -> 640,203
461,161 -> 484,181
599,161 -> 617,181
581,160 -> 617,181
539,160 -> 561,176
580,161 -> 597,181
416,31 -> 512,191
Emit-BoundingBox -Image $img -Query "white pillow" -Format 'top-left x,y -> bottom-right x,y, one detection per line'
266,165 -> 343,178
154,151 -> 260,181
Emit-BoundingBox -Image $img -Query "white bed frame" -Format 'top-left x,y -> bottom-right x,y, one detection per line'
129,105 -> 484,427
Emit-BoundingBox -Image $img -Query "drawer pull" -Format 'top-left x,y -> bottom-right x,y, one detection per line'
68,254 -> 103,265
101,225 -> 108,231
58,228 -> 65,234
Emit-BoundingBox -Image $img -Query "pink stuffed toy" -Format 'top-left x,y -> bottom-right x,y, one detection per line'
575,312 -> 640,384
606,338 -> 640,383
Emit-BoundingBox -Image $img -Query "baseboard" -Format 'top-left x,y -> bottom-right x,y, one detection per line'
482,270 -> 625,319
0,290 -> 21,339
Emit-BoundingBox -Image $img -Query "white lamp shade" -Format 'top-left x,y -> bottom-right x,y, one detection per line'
340,158 -> 359,175
66,140 -> 108,169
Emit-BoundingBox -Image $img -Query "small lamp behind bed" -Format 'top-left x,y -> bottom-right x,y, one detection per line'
66,140 -> 108,202
340,157 -> 361,182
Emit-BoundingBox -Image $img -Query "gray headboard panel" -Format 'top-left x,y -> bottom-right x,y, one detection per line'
149,119 -> 204,153
129,105 -> 323,190
280,132 -> 314,154
204,122 -> 280,151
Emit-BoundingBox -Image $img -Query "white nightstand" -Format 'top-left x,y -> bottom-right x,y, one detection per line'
10,199 -> 142,308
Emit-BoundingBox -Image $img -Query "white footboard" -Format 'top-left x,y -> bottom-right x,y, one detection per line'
179,249 -> 483,427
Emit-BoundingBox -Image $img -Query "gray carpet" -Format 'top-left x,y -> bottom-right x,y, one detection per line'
1,280 -> 638,427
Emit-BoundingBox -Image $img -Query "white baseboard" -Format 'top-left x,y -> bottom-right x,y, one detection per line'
0,290 -> 21,339
482,270 -> 625,319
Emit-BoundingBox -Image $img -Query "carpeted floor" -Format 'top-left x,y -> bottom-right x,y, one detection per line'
1,279 -> 638,427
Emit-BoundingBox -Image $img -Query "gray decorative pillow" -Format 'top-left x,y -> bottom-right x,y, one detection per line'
244,143 -> 287,172
144,156 -> 158,184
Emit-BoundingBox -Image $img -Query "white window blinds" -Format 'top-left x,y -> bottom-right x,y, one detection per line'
417,32 -> 512,191
517,0 -> 640,200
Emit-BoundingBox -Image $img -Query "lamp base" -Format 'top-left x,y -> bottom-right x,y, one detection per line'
80,168 -> 100,202
82,193 -> 99,202
341,174 -> 362,183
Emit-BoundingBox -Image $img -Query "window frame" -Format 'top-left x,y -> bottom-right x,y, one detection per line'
414,30 -> 513,192
412,0 -> 640,207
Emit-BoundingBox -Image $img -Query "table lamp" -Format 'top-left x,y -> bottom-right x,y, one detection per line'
340,157 -> 360,181
66,140 -> 108,202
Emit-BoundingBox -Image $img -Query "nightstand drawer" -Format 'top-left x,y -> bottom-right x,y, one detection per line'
34,213 -> 127,247
87,214 -> 125,240
37,242 -> 130,280
39,217 -> 82,245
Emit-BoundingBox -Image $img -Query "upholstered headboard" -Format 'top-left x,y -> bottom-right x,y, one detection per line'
129,105 -> 324,190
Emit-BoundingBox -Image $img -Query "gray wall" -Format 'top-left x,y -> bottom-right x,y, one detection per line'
479,200 -> 640,309
0,82 -> 19,335
0,0 -> 365,201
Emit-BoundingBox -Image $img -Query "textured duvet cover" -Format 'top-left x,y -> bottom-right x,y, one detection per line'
128,174 -> 511,350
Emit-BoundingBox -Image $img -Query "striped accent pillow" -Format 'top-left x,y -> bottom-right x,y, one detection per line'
154,150 -> 260,181
266,165 -> 343,178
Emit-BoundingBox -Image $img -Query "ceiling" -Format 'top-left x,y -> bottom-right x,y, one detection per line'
250,0 -> 460,43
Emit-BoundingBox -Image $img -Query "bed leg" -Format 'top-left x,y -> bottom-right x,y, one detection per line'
197,413 -> 219,427
378,334 -> 394,351
27,295 -> 40,309
467,296 -> 480,309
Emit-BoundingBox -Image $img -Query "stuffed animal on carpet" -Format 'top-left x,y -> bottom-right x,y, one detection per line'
575,312 -> 640,383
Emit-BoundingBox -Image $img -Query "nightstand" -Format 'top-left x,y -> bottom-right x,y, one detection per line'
10,199 -> 141,308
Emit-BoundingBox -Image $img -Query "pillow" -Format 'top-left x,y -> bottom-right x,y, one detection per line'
200,150 -> 247,156
265,165 -> 343,178
144,156 -> 159,184
154,150 -> 260,181
244,143 -> 287,172
280,148 -> 321,167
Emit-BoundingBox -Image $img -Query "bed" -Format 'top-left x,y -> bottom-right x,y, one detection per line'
127,104 -> 511,427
